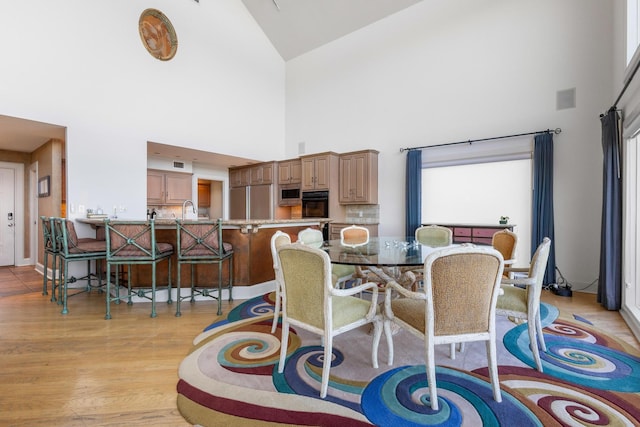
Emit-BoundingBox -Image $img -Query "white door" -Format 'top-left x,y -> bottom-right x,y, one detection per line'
0,167 -> 15,266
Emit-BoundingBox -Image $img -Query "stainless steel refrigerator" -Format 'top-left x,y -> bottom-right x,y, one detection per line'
229,185 -> 272,219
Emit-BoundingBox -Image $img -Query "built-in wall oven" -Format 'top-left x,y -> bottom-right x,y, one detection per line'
301,190 -> 329,240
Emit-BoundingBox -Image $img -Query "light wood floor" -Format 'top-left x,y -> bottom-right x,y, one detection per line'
0,266 -> 638,426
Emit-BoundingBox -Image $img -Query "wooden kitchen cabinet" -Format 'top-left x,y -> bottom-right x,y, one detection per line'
198,182 -> 211,207
229,167 -> 250,188
277,159 -> 302,185
250,162 -> 275,185
147,169 -> 192,205
301,152 -> 339,191
339,149 -> 378,204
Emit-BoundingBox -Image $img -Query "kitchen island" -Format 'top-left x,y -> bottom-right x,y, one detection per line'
77,217 -> 330,289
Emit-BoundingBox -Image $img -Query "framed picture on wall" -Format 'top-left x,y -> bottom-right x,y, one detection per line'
38,176 -> 50,198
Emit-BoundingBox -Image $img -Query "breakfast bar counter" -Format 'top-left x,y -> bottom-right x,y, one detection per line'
77,217 -> 329,287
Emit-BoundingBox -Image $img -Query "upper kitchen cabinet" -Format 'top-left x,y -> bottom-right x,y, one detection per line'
147,169 -> 192,205
250,162 -> 275,185
339,150 -> 379,204
229,166 -> 250,188
301,152 -> 339,191
277,159 -> 302,185
197,182 -> 211,208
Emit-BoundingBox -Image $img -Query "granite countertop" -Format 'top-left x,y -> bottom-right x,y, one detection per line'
77,217 -> 331,227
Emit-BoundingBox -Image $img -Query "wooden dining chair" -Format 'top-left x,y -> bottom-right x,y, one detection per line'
496,237 -> 551,372
297,227 -> 323,248
276,242 -> 388,398
270,230 -> 291,333
334,225 -> 371,289
384,245 -> 504,410
415,225 -> 453,247
492,229 -> 518,277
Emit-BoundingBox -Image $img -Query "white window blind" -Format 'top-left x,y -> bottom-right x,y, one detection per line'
421,136 -> 533,169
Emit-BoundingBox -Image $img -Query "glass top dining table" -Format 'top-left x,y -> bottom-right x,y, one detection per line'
322,237 -> 450,267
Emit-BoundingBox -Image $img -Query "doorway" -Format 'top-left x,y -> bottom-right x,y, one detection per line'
0,167 -> 16,266
0,162 -> 25,266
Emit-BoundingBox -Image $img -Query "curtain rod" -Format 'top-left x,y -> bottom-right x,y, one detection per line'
399,128 -> 562,153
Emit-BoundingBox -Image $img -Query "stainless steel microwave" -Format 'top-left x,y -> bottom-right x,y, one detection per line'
279,185 -> 301,206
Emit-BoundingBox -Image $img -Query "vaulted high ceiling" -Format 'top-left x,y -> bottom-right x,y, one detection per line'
241,0 -> 422,60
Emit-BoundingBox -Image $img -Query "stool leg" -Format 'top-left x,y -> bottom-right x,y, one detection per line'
42,251 -> 48,296
61,260 -> 69,315
50,254 -> 59,303
190,264 -> 196,303
105,263 -> 112,320
86,260 -> 92,291
150,262 -> 157,318
176,261 -> 182,317
228,257 -> 234,303
166,257 -> 172,305
126,265 -> 133,305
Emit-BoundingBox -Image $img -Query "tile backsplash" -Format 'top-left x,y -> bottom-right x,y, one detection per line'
345,205 -> 379,224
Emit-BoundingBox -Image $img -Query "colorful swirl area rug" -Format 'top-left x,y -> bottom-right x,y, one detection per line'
177,292 -> 640,426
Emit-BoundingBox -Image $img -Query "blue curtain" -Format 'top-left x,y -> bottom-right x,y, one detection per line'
598,109 -> 622,310
532,133 -> 556,285
405,150 -> 422,238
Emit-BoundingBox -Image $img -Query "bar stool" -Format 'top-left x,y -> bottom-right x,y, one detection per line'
52,217 -> 107,315
104,219 -> 173,319
41,216 -> 59,301
175,219 -> 233,316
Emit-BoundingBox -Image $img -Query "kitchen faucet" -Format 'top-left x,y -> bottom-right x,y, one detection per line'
182,199 -> 196,221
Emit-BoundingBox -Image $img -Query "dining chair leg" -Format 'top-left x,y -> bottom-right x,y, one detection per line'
271,285 -> 280,334
371,318 -> 382,369
535,309 -> 547,352
528,315 -> 543,372
486,340 -> 502,403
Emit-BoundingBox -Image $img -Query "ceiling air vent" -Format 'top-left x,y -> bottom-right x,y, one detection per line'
173,161 -> 185,169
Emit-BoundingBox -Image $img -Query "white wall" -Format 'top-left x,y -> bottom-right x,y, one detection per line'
0,0 -> 285,234
0,0 -> 616,292
286,0 -> 614,290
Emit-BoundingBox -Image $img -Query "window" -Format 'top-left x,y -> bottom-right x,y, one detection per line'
629,0 -> 640,65
422,160 -> 531,265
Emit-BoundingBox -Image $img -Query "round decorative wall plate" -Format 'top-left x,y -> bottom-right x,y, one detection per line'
138,8 -> 178,61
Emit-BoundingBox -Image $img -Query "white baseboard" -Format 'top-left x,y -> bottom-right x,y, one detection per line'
37,267 -> 276,303
104,280 -> 276,303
